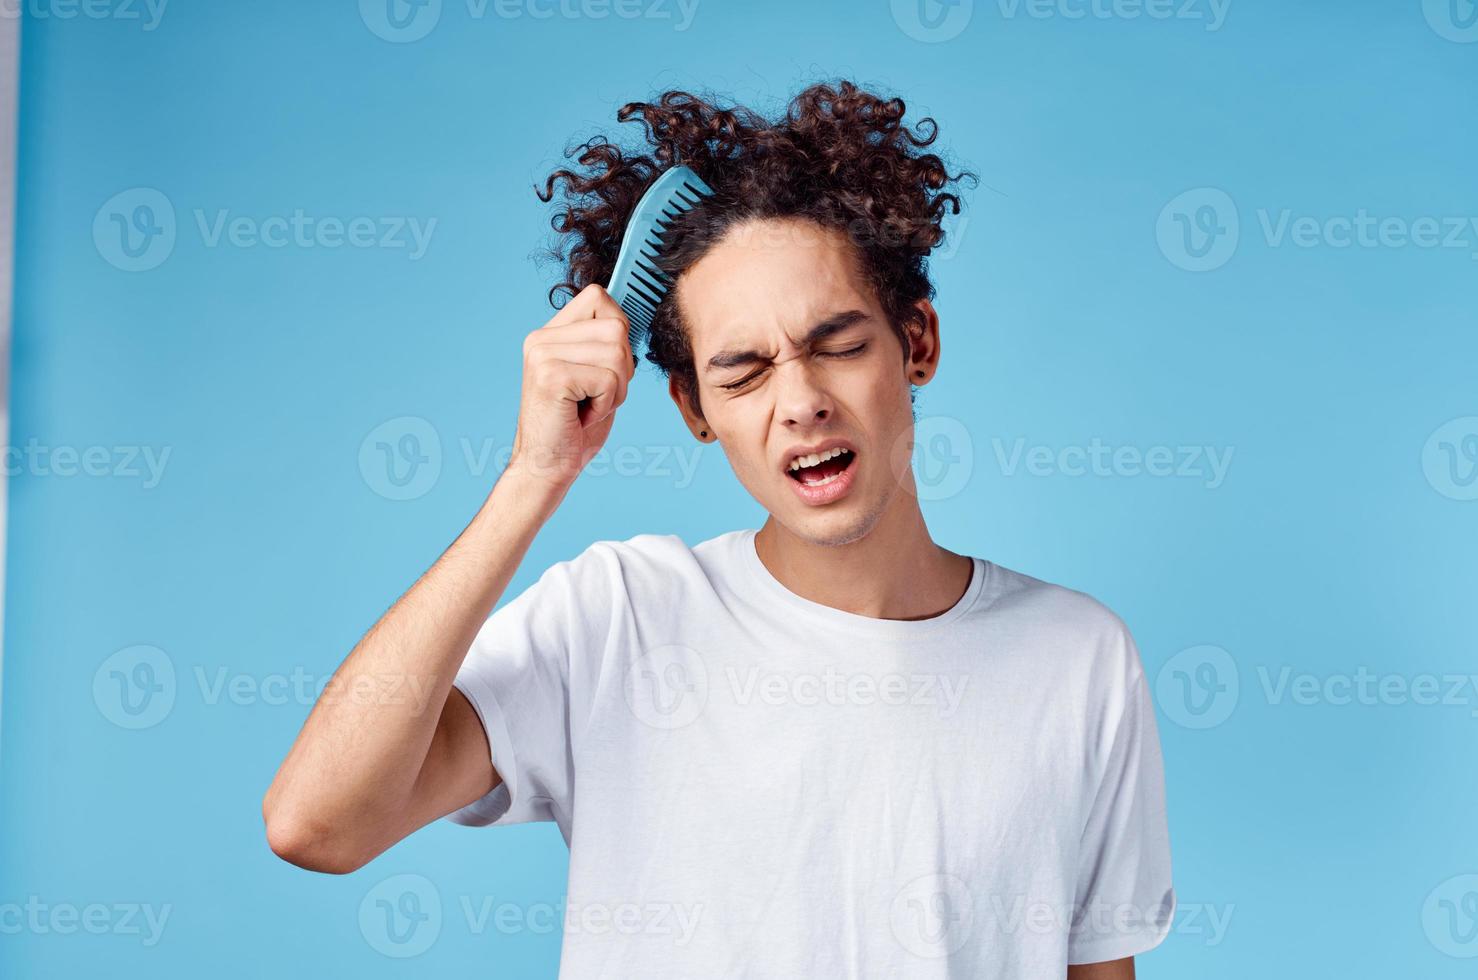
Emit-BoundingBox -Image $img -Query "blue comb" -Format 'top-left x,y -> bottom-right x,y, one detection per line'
607,165 -> 715,359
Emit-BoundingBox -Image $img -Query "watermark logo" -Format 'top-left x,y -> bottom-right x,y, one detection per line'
461,895 -> 704,941
0,0 -> 169,31
624,644 -> 709,730
1422,417 -> 1478,501
358,418 -> 708,501
994,0 -> 1231,30
93,188 -> 176,272
360,0 -> 443,41
193,210 -> 436,258
193,665 -> 439,711
1155,644 -> 1239,729
92,645 -> 177,730
891,0 -> 974,42
1157,650 -> 1478,725
361,0 -> 698,39
908,415 -> 975,500
360,874 -> 443,958
991,437 -> 1233,489
1256,209 -> 1478,257
725,666 -> 971,716
0,898 -> 171,946
469,0 -> 699,28
95,189 -> 436,270
1423,0 -> 1478,43
1169,900 -> 1234,947
95,649 -> 441,727
891,873 -> 974,957
983,894 -> 1185,944
1258,666 -> 1478,716
3,440 -> 172,487
1156,187 -> 1239,272
1423,874 -> 1478,958
1160,189 -> 1478,270
360,416 -> 443,501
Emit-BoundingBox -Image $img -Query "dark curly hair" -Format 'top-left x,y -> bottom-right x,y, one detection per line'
537,80 -> 973,419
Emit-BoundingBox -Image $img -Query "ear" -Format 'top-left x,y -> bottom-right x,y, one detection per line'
668,375 -> 711,441
904,299 -> 942,386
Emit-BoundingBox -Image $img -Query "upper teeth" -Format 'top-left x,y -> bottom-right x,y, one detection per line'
789,447 -> 849,471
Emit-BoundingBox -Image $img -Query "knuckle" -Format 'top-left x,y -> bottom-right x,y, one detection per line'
529,359 -> 558,388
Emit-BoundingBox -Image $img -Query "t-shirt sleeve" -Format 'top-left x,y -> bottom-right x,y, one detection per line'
1067,628 -> 1176,965
443,542 -> 616,833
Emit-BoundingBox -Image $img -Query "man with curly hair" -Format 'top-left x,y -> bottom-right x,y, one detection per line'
264,80 -> 1175,979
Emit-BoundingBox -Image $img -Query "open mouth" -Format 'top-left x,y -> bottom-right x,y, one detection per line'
786,447 -> 857,488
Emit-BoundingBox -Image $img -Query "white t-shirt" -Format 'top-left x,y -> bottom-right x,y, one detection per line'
447,528 -> 1175,977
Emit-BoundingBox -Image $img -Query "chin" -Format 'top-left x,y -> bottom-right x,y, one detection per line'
776,492 -> 889,549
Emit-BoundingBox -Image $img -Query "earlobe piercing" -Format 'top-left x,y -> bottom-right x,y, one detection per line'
700,430 -> 707,438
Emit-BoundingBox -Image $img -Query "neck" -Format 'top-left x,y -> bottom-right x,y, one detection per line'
753,496 -> 972,622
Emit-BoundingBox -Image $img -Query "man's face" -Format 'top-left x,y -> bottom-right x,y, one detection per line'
671,218 -> 929,547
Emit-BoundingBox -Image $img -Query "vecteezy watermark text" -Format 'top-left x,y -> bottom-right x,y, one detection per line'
995,0 -> 1230,30
358,873 -> 705,958
0,0 -> 168,30
1158,187 -> 1478,272
358,415 -> 707,501
92,645 -> 442,730
4,440 -> 171,488
93,188 -> 437,272
991,437 -> 1234,489
623,646 -> 974,730
0,897 -> 171,947
1155,645 -> 1478,729
892,0 -> 1230,43
725,666 -> 970,717
359,0 -> 699,43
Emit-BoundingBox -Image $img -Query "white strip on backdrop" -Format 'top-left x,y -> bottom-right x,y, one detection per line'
0,13 -> 17,741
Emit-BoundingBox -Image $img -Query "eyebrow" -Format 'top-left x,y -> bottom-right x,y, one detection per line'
704,310 -> 872,375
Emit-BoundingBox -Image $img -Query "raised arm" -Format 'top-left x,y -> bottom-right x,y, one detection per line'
261,285 -> 634,873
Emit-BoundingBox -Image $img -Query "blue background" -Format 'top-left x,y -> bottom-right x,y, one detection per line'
4,0 -> 1477,975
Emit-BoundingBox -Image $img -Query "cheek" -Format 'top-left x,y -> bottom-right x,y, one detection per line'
853,352 -> 912,416
856,359 -> 917,483
712,399 -> 773,479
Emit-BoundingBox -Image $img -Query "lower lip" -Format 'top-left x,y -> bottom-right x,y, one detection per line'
785,455 -> 858,506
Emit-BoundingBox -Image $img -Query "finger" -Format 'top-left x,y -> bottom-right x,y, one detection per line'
533,316 -> 630,347
529,341 -> 630,408
555,361 -> 622,423
526,319 -> 636,378
546,283 -> 626,329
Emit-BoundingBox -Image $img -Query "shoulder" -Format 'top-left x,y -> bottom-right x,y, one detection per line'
985,562 -> 1131,639
979,561 -> 1146,685
544,530 -> 725,594
564,531 -> 704,573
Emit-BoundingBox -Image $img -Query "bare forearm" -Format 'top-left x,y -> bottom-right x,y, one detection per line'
264,284 -> 633,872
262,465 -> 563,865
1068,957 -> 1134,979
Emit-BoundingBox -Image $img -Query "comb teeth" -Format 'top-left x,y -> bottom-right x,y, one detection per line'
606,165 -> 716,356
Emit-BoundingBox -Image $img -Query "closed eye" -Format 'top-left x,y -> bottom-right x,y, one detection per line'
718,343 -> 869,392
719,374 -> 760,392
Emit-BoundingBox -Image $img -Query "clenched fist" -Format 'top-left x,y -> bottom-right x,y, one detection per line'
507,284 -> 638,493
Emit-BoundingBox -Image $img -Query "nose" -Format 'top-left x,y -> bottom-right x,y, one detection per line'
774,358 -> 834,428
